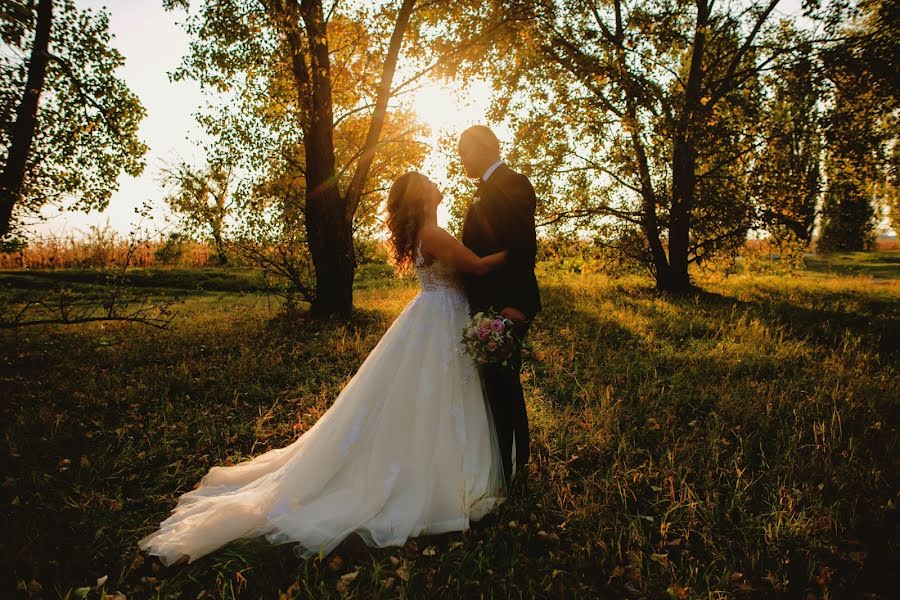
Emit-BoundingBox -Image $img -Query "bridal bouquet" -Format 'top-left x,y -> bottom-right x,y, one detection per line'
461,310 -> 519,367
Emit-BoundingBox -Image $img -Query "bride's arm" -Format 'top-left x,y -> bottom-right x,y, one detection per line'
419,225 -> 507,276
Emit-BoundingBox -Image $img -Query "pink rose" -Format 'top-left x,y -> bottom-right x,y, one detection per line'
490,319 -> 505,333
477,326 -> 490,340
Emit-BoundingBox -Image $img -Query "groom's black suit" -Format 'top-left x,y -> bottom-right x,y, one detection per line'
461,163 -> 541,484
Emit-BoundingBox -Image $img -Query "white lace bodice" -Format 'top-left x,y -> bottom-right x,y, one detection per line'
414,241 -> 463,293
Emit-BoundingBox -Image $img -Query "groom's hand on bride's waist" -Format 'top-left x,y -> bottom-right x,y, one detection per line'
500,307 -> 526,324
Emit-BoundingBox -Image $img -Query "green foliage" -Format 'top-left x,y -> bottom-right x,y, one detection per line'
753,31 -> 822,245
164,0 -> 429,241
0,0 -> 147,230
468,0 -> 818,291
537,235 -> 648,277
153,232 -> 191,266
160,161 -> 236,265
162,0 -> 441,313
819,0 -> 898,251
819,177 -> 878,252
742,232 -> 809,276
1,261 -> 897,598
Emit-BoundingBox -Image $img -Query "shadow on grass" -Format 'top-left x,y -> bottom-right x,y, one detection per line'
1,294 -> 415,599
692,285 -> 897,359
529,280 -> 898,598
2,274 -> 897,599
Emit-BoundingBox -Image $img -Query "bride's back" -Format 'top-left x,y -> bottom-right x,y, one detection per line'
414,241 -> 463,293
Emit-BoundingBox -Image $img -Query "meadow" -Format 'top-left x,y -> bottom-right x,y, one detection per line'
1,253 -> 898,599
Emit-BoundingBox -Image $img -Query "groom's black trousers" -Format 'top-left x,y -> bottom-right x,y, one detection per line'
482,320 -> 531,484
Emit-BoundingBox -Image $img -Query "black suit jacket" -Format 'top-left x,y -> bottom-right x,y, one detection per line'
461,164 -> 541,318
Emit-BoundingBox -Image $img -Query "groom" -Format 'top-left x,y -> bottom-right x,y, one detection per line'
459,125 -> 541,486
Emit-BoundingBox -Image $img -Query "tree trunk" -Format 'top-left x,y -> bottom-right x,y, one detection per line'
0,0 -> 53,238
627,126 -> 672,290
213,234 -> 228,266
666,139 -> 695,293
661,0 -> 709,294
344,0 -> 416,216
306,195 -> 355,316
299,0 -> 355,317
277,0 -> 413,316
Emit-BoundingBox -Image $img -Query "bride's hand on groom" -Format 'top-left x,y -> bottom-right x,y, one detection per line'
500,306 -> 526,324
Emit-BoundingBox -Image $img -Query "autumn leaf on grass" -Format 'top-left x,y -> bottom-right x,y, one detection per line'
336,570 -> 358,593
396,561 -> 410,582
279,580 -> 301,600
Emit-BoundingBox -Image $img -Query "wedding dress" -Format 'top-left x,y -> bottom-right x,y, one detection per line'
139,242 -> 506,565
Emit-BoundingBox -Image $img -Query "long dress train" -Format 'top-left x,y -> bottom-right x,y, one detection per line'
139,244 -> 506,565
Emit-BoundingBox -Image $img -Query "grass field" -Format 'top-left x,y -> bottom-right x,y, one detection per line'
1,253 -> 898,599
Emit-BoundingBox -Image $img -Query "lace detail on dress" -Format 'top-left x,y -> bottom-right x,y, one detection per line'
414,241 -> 463,293
412,241 -> 477,385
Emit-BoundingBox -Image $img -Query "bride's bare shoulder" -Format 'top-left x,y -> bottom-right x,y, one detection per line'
418,224 -> 453,248
418,223 -> 446,238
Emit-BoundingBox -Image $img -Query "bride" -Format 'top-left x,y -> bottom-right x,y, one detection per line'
139,172 -> 508,565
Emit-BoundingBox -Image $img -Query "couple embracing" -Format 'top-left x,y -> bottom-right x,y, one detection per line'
140,126 -> 541,565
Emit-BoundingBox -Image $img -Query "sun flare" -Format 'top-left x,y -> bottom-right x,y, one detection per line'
409,79 -> 494,141
405,79 -> 496,226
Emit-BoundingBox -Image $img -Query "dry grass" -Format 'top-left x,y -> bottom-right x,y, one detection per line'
0,229 -> 214,270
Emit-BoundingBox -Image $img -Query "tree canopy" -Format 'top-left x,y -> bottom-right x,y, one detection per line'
0,0 -> 147,239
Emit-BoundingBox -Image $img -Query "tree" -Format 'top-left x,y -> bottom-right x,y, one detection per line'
165,0 -> 429,316
819,0 -> 897,251
0,0 -> 147,238
886,142 -> 899,233
160,161 -> 236,265
165,0 -> 513,315
478,0 -> 823,292
818,175 -> 877,251
754,34 -> 822,245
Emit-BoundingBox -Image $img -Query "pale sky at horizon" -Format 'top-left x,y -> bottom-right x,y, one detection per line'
32,0 -> 822,239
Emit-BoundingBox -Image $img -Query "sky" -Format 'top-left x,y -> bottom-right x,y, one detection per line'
36,0 -> 816,238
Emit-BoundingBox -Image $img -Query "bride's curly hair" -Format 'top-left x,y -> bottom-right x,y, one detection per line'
386,171 -> 428,270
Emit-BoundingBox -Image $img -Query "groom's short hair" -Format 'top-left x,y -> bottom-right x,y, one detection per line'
459,125 -> 500,155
